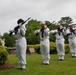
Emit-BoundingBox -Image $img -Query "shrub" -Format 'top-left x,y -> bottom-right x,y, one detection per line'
27,44 -> 40,54
50,42 -> 57,54
34,44 -> 40,54
27,42 -> 70,54
0,46 -> 8,66
65,44 -> 70,54
50,42 -> 70,54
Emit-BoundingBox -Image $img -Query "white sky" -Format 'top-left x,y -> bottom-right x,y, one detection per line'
0,0 -> 76,35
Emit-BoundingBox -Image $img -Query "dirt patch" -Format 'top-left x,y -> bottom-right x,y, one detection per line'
0,62 -> 17,70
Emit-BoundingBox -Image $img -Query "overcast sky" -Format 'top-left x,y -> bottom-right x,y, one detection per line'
0,0 -> 76,35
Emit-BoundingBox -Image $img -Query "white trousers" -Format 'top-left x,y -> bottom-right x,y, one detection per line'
40,39 -> 50,62
16,38 -> 27,68
69,39 -> 76,56
56,39 -> 65,59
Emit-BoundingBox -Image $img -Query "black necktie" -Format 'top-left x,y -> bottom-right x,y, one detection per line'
58,29 -> 60,36
41,28 -> 44,38
58,29 -> 63,36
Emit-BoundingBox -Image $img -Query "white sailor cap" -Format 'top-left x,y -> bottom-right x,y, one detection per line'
40,21 -> 45,25
68,23 -> 75,26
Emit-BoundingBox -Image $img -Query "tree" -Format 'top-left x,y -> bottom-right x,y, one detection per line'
26,19 -> 40,44
2,33 -> 16,47
58,16 -> 73,27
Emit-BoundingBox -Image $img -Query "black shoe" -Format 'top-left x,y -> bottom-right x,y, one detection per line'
59,59 -> 64,61
44,63 -> 49,65
18,68 -> 25,70
72,56 -> 76,58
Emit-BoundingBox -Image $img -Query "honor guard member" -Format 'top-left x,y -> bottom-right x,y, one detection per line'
66,24 -> 76,57
34,22 -> 50,65
50,23 -> 65,61
12,19 -> 27,70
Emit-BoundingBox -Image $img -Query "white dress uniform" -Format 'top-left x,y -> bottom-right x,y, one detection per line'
66,28 -> 76,57
50,29 -> 65,60
35,26 -> 50,64
15,25 -> 27,69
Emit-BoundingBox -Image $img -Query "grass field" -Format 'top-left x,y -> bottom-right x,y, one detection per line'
0,53 -> 76,75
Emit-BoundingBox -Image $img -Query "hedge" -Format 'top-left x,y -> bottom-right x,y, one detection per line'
27,44 -> 40,54
27,42 -> 70,54
0,46 -> 8,66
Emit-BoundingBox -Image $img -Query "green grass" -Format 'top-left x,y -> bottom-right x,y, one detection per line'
0,53 -> 76,75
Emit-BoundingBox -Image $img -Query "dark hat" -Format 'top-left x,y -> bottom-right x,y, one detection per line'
17,19 -> 24,24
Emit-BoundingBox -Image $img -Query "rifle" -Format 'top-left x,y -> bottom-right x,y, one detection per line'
9,17 -> 31,36
47,21 -> 55,27
22,17 -> 31,25
46,21 -> 56,30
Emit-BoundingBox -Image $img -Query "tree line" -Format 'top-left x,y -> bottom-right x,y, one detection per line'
1,16 -> 74,47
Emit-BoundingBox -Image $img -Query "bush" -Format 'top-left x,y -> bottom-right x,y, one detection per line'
27,42 -> 70,54
65,44 -> 70,54
27,44 -> 40,54
50,42 -> 70,54
0,46 -> 8,66
34,44 -> 40,54
50,42 -> 57,54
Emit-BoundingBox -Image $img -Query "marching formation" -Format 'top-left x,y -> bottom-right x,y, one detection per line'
9,18 -> 76,70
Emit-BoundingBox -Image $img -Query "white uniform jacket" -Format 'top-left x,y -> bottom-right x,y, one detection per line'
15,25 -> 27,65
